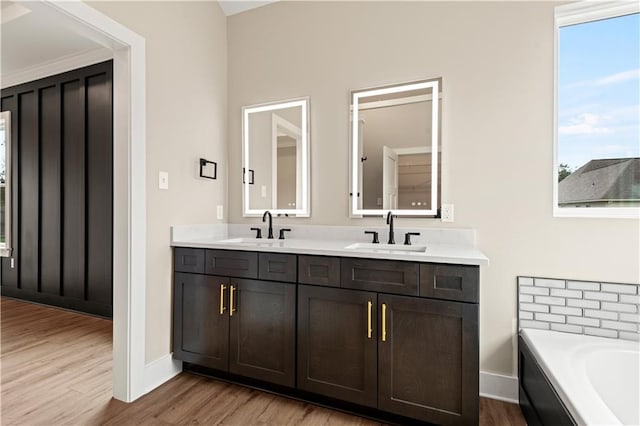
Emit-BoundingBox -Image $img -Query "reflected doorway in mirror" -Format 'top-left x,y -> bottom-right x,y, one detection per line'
351,78 -> 442,217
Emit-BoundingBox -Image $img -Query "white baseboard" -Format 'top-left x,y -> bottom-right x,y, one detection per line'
479,371 -> 519,403
143,353 -> 182,395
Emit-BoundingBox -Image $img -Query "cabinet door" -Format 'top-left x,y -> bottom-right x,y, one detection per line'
297,285 -> 378,408
173,273 -> 229,371
229,278 -> 296,387
378,294 -> 479,425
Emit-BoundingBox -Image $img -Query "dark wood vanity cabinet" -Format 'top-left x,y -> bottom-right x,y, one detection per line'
378,294 -> 479,425
173,272 -> 229,370
297,285 -> 378,407
229,278 -> 296,387
173,248 -> 480,425
173,251 -> 296,387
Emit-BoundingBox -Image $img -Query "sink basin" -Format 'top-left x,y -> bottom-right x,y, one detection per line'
344,243 -> 427,253
217,238 -> 284,247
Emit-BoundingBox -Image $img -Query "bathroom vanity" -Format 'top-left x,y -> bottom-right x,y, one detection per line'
171,229 -> 487,425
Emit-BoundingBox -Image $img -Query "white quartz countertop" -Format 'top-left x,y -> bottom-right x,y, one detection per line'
171,224 -> 489,266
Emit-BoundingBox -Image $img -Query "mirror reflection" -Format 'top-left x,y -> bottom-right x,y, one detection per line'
1,110 -> 12,256
243,98 -> 309,217
351,78 -> 441,217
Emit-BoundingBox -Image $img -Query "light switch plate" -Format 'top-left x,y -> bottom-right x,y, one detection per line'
159,171 -> 169,190
216,205 -> 223,220
441,204 -> 454,222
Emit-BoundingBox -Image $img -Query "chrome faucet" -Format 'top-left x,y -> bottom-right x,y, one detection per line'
262,210 -> 274,239
386,211 -> 395,244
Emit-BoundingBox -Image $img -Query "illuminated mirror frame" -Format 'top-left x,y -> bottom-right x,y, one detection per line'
242,98 -> 310,217
1,111 -> 12,257
351,79 -> 440,217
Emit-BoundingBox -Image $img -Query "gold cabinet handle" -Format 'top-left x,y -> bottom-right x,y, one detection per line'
230,285 -> 236,317
219,284 -> 226,315
381,303 -> 387,342
367,301 -> 373,339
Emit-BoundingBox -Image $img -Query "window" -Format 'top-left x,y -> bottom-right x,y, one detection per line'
0,110 -> 12,256
554,2 -> 639,218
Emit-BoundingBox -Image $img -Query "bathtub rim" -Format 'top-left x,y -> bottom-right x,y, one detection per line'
520,328 -> 639,426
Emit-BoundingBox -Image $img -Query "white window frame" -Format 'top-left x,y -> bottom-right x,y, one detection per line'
553,1 -> 640,219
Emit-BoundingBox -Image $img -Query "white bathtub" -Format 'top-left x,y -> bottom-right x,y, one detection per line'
521,328 -> 640,426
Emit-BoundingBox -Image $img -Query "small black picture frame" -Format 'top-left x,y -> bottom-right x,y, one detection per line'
243,168 -> 255,184
199,158 -> 217,180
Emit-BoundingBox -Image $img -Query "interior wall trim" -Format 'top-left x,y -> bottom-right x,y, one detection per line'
1,47 -> 113,89
143,353 -> 183,395
37,0 -> 148,403
479,370 -> 519,403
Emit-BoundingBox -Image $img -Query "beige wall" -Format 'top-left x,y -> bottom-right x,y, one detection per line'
90,1 -> 228,364
228,1 -> 640,376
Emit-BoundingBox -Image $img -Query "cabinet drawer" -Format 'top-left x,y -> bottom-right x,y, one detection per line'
205,250 -> 258,278
298,255 -> 340,287
259,253 -> 297,283
174,248 -> 205,274
420,264 -> 479,303
341,258 -> 418,296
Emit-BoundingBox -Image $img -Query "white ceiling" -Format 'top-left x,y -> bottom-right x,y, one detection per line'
1,1 -> 105,77
218,0 -> 278,16
0,0 -> 276,82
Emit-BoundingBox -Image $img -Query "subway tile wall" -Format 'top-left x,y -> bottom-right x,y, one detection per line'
518,277 -> 639,341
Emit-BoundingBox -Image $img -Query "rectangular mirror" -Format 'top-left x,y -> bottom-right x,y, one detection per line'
242,98 -> 310,217
351,78 -> 441,217
1,110 -> 12,257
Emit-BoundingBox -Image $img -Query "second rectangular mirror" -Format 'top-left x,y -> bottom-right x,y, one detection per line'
351,78 -> 441,217
242,98 -> 310,217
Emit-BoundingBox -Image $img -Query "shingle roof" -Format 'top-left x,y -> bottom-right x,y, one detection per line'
558,158 -> 640,203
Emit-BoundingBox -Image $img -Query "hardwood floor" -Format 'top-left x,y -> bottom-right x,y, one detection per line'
1,297 -> 526,425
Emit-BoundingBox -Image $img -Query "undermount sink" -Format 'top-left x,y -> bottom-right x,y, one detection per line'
344,242 -> 427,253
217,238 -> 284,247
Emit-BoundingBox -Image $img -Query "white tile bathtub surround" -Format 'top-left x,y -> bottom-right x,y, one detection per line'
519,294 -> 534,303
550,306 -> 582,316
601,283 -> 638,294
550,288 -> 582,298
567,316 -> 599,327
567,299 -> 600,309
620,313 -> 640,323
621,294 -> 640,304
520,303 -> 549,313
520,320 -> 550,330
520,311 -> 534,320
520,286 -> 549,296
518,276 -> 639,341
534,278 -> 565,288
620,332 -> 640,342
551,323 -> 582,334
584,310 -> 618,321
584,327 -> 618,339
567,281 -> 600,291
534,296 -> 565,306
535,313 -> 565,323
584,292 -> 619,302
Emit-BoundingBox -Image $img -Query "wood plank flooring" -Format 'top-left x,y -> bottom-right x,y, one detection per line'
1,297 -> 526,425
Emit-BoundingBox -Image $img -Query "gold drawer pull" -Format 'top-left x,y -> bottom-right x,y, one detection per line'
219,284 -> 226,315
381,303 -> 387,342
367,301 -> 373,339
230,285 -> 236,317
